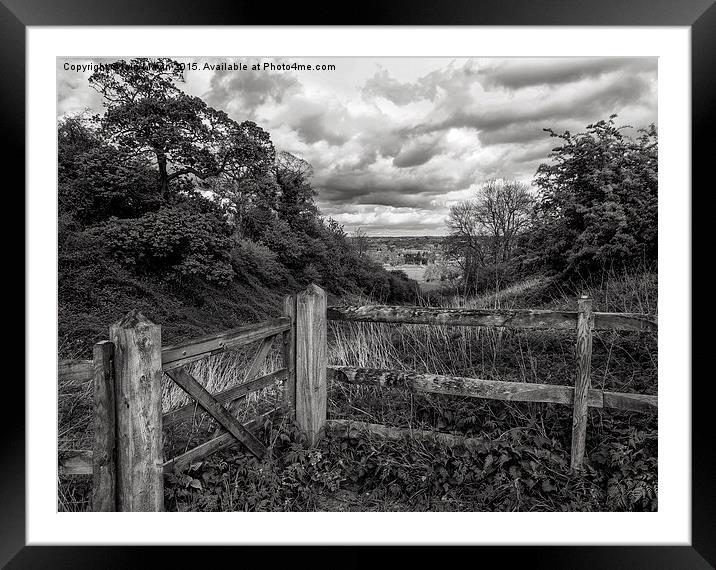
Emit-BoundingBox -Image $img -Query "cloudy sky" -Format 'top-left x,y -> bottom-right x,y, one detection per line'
58,57 -> 657,236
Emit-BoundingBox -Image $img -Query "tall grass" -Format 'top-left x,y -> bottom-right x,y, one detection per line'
59,269 -> 658,512
327,270 -> 658,429
58,339 -> 286,511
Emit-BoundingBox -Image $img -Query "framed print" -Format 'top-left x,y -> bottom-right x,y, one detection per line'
8,0 -> 714,567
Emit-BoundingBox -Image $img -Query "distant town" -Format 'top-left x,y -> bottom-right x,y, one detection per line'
361,236 -> 456,291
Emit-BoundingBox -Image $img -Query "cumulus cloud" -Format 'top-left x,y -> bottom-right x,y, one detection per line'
480,57 -> 657,90
392,134 -> 445,168
57,56 -> 658,235
205,63 -> 302,118
415,73 -> 653,138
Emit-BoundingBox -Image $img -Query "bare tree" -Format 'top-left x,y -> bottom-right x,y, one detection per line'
351,227 -> 369,258
445,179 -> 535,291
474,179 -> 535,264
444,201 -> 487,291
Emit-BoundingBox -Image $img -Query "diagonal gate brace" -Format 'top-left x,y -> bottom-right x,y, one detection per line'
165,367 -> 268,459
223,334 -> 278,419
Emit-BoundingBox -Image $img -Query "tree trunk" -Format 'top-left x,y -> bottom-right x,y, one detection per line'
157,152 -> 170,201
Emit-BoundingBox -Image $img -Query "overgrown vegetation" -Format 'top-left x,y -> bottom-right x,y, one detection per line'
59,270 -> 657,512
58,61 -> 657,513
58,59 -> 418,356
444,116 -> 657,295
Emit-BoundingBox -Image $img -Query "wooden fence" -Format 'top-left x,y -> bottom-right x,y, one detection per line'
58,284 -> 657,511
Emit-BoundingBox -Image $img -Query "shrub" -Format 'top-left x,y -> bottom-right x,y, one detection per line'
231,239 -> 291,286
102,201 -> 234,284
533,116 -> 657,276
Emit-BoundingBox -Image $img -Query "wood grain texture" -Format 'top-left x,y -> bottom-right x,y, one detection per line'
91,340 -> 116,511
603,391 -> 657,413
59,406 -> 289,477
328,304 -> 579,329
163,407 -> 286,473
593,312 -> 657,332
110,311 -> 164,511
327,419 -> 490,451
329,366 -> 603,407
224,334 -> 277,418
58,359 -> 93,383
327,305 -> 657,332
164,367 -> 267,458
570,297 -> 594,471
329,367 -> 655,414
162,368 -> 286,428
244,335 -> 277,382
295,284 -> 327,445
282,295 -> 297,417
161,317 -> 291,371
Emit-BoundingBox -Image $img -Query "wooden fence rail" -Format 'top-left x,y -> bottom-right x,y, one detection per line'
161,317 -> 290,371
59,308 -> 298,511
327,304 -> 657,332
58,284 -> 657,510
328,366 -> 657,413
326,293 -> 657,471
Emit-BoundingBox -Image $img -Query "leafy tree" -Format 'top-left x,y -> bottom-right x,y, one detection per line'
533,116 -> 657,275
58,115 -> 161,223
208,121 -> 278,237
89,58 -> 272,201
58,59 -> 419,326
275,151 -> 318,224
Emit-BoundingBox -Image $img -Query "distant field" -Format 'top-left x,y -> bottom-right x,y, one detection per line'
387,264 -> 426,280
385,264 -> 443,292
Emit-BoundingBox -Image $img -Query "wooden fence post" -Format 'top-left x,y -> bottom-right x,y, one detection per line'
282,294 -> 297,418
110,311 -> 164,511
295,284 -> 327,445
92,340 -> 116,511
570,295 -> 594,471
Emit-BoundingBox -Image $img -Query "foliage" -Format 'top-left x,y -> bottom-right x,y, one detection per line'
230,238 -> 292,286
164,424 -> 347,512
533,116 -> 657,276
162,406 -> 657,513
101,199 -> 235,284
58,115 -> 161,223
58,58 -> 418,361
89,58 -> 275,200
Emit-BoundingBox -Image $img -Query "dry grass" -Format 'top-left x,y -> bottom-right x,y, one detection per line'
58,339 -> 286,511
58,269 -> 658,512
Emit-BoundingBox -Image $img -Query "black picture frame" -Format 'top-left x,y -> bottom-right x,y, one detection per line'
7,1 -> 714,567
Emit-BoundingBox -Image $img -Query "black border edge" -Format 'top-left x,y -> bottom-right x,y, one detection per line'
8,0 -> 715,568
691,1 -> 716,567
0,0 -> 713,26
1,1 -> 25,568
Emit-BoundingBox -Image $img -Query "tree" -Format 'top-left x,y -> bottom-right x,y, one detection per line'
472,179 -> 535,264
445,201 -> 486,290
89,58 -> 272,201
445,179 -> 535,291
274,151 -> 317,223
351,227 -> 369,258
58,114 -> 161,223
533,115 -> 657,275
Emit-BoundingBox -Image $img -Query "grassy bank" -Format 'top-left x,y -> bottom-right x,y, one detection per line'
59,270 -> 657,512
